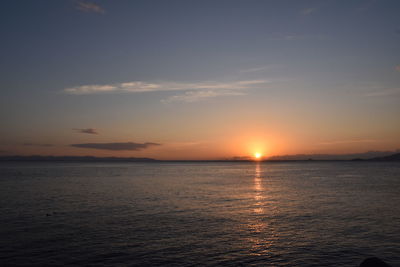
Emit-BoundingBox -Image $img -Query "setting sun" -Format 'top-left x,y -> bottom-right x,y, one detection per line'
254,152 -> 262,159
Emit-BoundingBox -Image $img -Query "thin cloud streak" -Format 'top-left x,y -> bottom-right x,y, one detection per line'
75,1 -> 105,14
162,90 -> 245,103
64,80 -> 269,95
365,88 -> 400,97
73,128 -> 98,135
23,143 -> 54,147
70,142 -> 161,151
239,65 -> 283,73
269,34 -> 330,41
240,67 -> 269,73
319,139 -> 380,145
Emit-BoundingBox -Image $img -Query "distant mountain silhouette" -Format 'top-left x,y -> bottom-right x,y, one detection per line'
368,153 -> 400,161
267,150 -> 400,161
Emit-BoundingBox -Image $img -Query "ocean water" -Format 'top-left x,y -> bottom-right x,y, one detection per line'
0,162 -> 399,266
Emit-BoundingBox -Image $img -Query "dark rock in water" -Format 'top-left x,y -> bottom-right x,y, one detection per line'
360,257 -> 391,267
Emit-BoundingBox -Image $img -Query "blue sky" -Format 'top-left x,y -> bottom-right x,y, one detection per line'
1,0 -> 399,159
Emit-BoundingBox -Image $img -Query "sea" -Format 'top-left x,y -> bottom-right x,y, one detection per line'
0,161 -> 399,266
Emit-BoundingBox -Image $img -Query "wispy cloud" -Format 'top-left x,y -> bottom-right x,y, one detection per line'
270,33 -> 329,41
319,139 -> 379,145
70,142 -> 160,151
395,65 -> 400,72
75,1 -> 105,14
64,80 -> 268,95
162,90 -> 245,103
239,65 -> 284,75
23,143 -> 54,147
73,128 -> 98,135
365,88 -> 400,97
301,7 -> 318,16
240,66 -> 269,73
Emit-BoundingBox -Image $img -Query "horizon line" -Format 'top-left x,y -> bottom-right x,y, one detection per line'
0,151 -> 399,162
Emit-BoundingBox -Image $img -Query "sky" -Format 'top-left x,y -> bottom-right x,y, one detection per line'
0,0 -> 399,160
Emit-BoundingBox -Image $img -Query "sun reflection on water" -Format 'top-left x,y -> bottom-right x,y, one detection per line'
247,162 -> 276,256
253,163 -> 263,209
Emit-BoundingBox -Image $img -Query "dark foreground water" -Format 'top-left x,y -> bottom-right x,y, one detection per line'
0,162 -> 399,266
